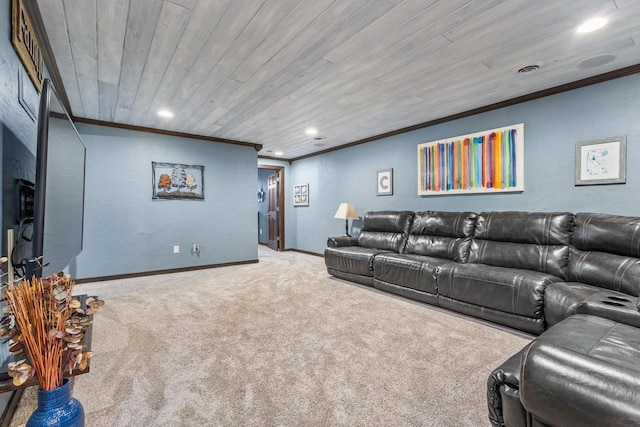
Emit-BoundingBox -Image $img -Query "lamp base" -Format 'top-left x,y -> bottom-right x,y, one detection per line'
344,219 -> 351,237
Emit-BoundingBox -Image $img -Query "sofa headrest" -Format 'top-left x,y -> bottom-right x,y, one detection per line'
361,211 -> 414,233
470,211 -> 574,278
358,211 -> 414,253
573,213 -> 640,258
475,211 -> 574,245
410,211 -> 477,237
405,211 -> 477,261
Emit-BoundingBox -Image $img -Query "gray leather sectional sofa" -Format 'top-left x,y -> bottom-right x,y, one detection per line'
325,210 -> 640,426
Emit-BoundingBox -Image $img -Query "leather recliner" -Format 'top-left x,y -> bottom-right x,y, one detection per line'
372,211 -> 477,305
324,211 -> 414,286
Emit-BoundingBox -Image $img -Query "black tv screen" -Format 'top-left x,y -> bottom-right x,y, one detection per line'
31,79 -> 86,277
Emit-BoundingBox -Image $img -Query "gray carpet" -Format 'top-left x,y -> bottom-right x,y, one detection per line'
11,247 -> 530,426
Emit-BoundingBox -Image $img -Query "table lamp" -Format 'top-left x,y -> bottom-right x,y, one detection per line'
334,203 -> 359,237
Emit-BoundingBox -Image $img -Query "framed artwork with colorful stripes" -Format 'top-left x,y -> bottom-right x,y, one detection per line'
417,123 -> 524,195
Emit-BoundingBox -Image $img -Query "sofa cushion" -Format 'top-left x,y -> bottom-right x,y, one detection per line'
438,263 -> 561,319
469,211 -> 573,278
324,246 -> 391,277
373,253 -> 455,294
357,211 -> 414,253
568,213 -> 640,295
520,315 -> 640,427
404,211 -> 477,262
488,314 -> 640,427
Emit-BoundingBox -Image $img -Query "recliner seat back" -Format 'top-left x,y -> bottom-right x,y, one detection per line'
569,213 -> 640,295
358,211 -> 414,253
469,211 -> 574,278
405,211 -> 477,261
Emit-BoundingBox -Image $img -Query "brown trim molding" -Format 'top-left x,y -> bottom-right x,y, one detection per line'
73,117 -> 263,151
75,259 -> 259,284
290,63 -> 640,162
258,155 -> 293,164
285,248 -> 324,258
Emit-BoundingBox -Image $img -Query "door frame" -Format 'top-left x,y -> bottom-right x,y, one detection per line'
258,165 -> 285,251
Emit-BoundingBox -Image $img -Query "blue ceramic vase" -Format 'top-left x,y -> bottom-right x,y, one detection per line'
26,378 -> 85,427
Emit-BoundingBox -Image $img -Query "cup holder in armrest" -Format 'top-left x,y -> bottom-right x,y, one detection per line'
606,296 -> 632,303
601,300 -> 627,307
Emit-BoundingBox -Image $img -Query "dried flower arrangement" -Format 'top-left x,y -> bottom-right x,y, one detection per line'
0,257 -> 104,390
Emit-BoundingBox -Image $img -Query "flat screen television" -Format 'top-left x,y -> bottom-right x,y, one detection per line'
30,78 -> 86,277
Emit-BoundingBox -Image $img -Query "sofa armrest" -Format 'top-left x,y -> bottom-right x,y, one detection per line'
487,349 -> 526,427
327,236 -> 359,247
520,340 -> 640,426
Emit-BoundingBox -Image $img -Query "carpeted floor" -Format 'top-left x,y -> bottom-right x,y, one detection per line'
10,247 -> 530,426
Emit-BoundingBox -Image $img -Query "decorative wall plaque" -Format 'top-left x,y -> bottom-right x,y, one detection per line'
12,0 -> 44,92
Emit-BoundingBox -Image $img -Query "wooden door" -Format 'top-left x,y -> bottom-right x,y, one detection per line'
267,171 -> 280,250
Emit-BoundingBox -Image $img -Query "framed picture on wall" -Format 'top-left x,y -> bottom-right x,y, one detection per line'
417,123 -> 524,195
293,184 -> 309,206
575,136 -> 627,185
377,169 -> 393,195
152,162 -> 205,200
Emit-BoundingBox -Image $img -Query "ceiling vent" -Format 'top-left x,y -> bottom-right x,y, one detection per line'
517,64 -> 541,74
313,136 -> 326,140
514,61 -> 545,75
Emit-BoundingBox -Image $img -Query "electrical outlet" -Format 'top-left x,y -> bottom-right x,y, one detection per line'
173,245 -> 180,254
259,229 -> 262,234
193,244 -> 200,253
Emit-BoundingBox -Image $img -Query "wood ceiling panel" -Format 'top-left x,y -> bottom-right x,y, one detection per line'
113,0 -> 164,122
128,1 -> 192,125
64,0 -> 99,119
96,0 -> 128,120
96,0 -> 128,85
215,0 -> 380,114
229,0 -> 333,83
171,0 -> 303,131
35,0 -> 640,159
144,0 -> 231,129
323,0 -> 443,64
37,0 -> 85,116
168,1 -> 267,116
213,0 -> 396,134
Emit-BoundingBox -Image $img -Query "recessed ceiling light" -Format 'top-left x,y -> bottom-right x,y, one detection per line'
305,128 -> 318,136
274,151 -> 284,156
157,110 -> 174,118
577,17 -> 607,33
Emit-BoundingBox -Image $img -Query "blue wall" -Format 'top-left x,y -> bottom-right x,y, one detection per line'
289,73 -> 640,254
74,123 -> 258,279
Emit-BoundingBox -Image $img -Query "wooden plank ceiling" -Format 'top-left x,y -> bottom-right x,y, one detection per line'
36,0 -> 640,159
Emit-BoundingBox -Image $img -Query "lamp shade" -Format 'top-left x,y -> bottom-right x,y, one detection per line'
334,203 -> 359,220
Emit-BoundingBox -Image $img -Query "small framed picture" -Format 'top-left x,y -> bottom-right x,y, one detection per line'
377,168 -> 393,196
575,136 -> 627,186
293,183 -> 309,206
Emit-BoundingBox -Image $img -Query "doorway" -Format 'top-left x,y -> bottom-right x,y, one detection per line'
258,165 -> 284,251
